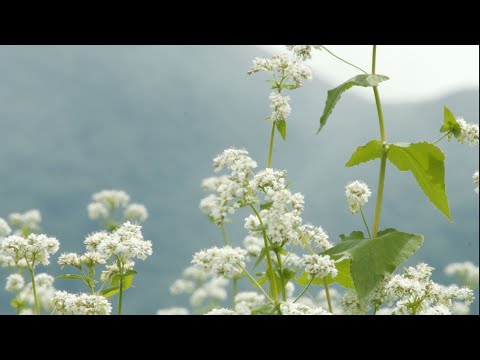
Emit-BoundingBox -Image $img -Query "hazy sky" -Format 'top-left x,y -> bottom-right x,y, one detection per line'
257,45 -> 479,103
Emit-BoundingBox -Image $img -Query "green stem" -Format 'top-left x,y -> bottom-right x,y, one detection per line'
293,277 -> 314,303
221,224 -> 229,246
249,204 -> 279,305
232,277 -> 238,308
320,46 -> 369,74
360,207 -> 372,239
432,131 -> 451,145
371,45 -> 388,237
117,261 -> 124,315
80,267 -> 95,294
28,266 -> 40,315
267,121 -> 276,168
237,262 -> 274,304
275,251 -> 287,302
323,278 -> 333,313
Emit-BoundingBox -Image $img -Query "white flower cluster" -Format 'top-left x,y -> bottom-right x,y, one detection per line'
5,273 -> 25,292
84,222 -> 152,261
340,290 -> 369,315
302,254 -> 337,280
190,278 -> 229,308
243,236 -> 264,257
52,291 -> 112,315
234,291 -> 265,315
7,273 -> 56,312
0,217 -> 12,238
473,171 -> 479,195
444,261 -> 479,289
280,302 -> 331,315
192,246 -> 246,276
88,189 -> 148,223
448,117 -> 479,146
384,263 -> 474,315
8,210 -> 41,234
204,308 -> 238,315
345,180 -> 372,214
247,54 -> 312,88
299,224 -> 332,250
286,45 -> 322,61
0,233 -> 59,267
156,307 -> 190,315
269,92 -> 291,122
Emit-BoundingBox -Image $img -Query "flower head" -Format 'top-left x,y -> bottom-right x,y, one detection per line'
448,117 -> 479,146
58,252 -> 81,268
192,246 -> 246,277
8,210 -> 41,233
302,254 -> 337,279
52,291 -> 112,315
6,273 -> 24,293
0,218 -> 12,238
124,203 -> 149,222
286,45 -> 322,61
0,233 -> 59,267
345,180 -> 371,214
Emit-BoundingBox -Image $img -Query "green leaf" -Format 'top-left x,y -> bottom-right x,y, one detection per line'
324,229 -> 424,305
317,74 -> 389,133
283,268 -> 297,283
345,140 -> 382,167
440,106 -> 461,136
253,248 -> 267,269
296,258 -> 355,289
266,267 -> 282,299
256,276 -> 267,286
276,119 -> 287,141
387,142 -> 451,221
100,287 -> 120,298
260,202 -> 273,211
111,274 -> 134,290
339,231 -> 366,242
56,274 -> 90,282
87,265 -> 95,278
252,303 -> 281,315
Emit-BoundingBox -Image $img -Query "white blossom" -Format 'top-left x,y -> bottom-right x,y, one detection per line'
52,291 -> 112,315
18,273 -> 56,310
213,148 -> 257,176
375,307 -> 395,315
80,252 -> 106,267
0,233 -> 59,267
87,202 -> 109,220
204,308 -> 237,315
201,176 -> 229,192
280,302 -> 330,315
418,305 -> 451,315
286,45 -> 322,61
451,302 -> 471,315
0,217 -> 11,238
58,252 -> 81,268
192,246 -> 246,277
170,279 -> 196,295
234,292 -> 265,315
473,171 -> 479,194
8,210 -> 41,233
124,203 -> 149,222
6,273 -> 24,292
444,261 -> 479,288
100,260 -> 135,282
243,236 -> 264,257
156,307 -> 190,315
251,169 -> 287,193
285,282 -> 295,298
84,232 -> 110,252
269,92 -> 291,122
299,224 -> 332,250
182,266 -> 210,282
199,194 -> 219,216
92,190 -> 130,209
345,180 -> 371,214
341,291 -> 368,315
190,277 -> 228,307
448,117 -> 479,145
302,254 -> 337,280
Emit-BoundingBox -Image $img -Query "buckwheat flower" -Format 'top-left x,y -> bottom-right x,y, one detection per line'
190,277 -> 229,307
6,273 -> 24,293
234,292 -> 265,315
243,236 -> 264,257
201,176 -> 229,192
451,302 -> 470,315
84,232 -> 110,252
418,305 -> 451,315
251,169 -> 287,193
448,118 -> 479,145
299,224 -> 332,250
58,252 -> 81,268
170,279 -> 196,295
80,252 -> 106,267
285,282 -> 296,298
92,190 -> 130,209
213,148 -> 257,176
341,291 -> 368,315
205,308 -> 237,315
52,291 -> 112,315
87,202 -> 109,220
100,260 -> 135,282
247,57 -> 273,75
280,302 -> 331,315
97,222 -> 152,261
18,273 -> 56,310
156,307 -> 190,315
375,307 -> 394,315
192,246 -> 247,277
285,61 -> 313,87
302,254 -> 337,280
0,218 -> 11,238
9,210 -> 41,232
286,45 -> 322,61
345,180 -> 371,214
473,171 -> 479,194
183,266 -> 210,282
269,92 -> 291,122
445,261 -> 479,289
124,203 -> 148,222
0,233 -> 59,267
199,194 -> 218,216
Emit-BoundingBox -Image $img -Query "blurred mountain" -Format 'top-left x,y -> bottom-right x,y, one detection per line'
0,45 -> 478,314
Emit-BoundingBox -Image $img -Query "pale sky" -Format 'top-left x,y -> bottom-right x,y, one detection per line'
256,45 -> 479,103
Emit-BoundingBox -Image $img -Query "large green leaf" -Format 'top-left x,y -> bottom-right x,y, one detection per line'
276,119 -> 287,141
387,142 -> 451,221
346,140 -> 383,167
296,258 -> 355,289
324,230 -> 424,305
440,106 -> 461,137
317,74 -> 389,133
